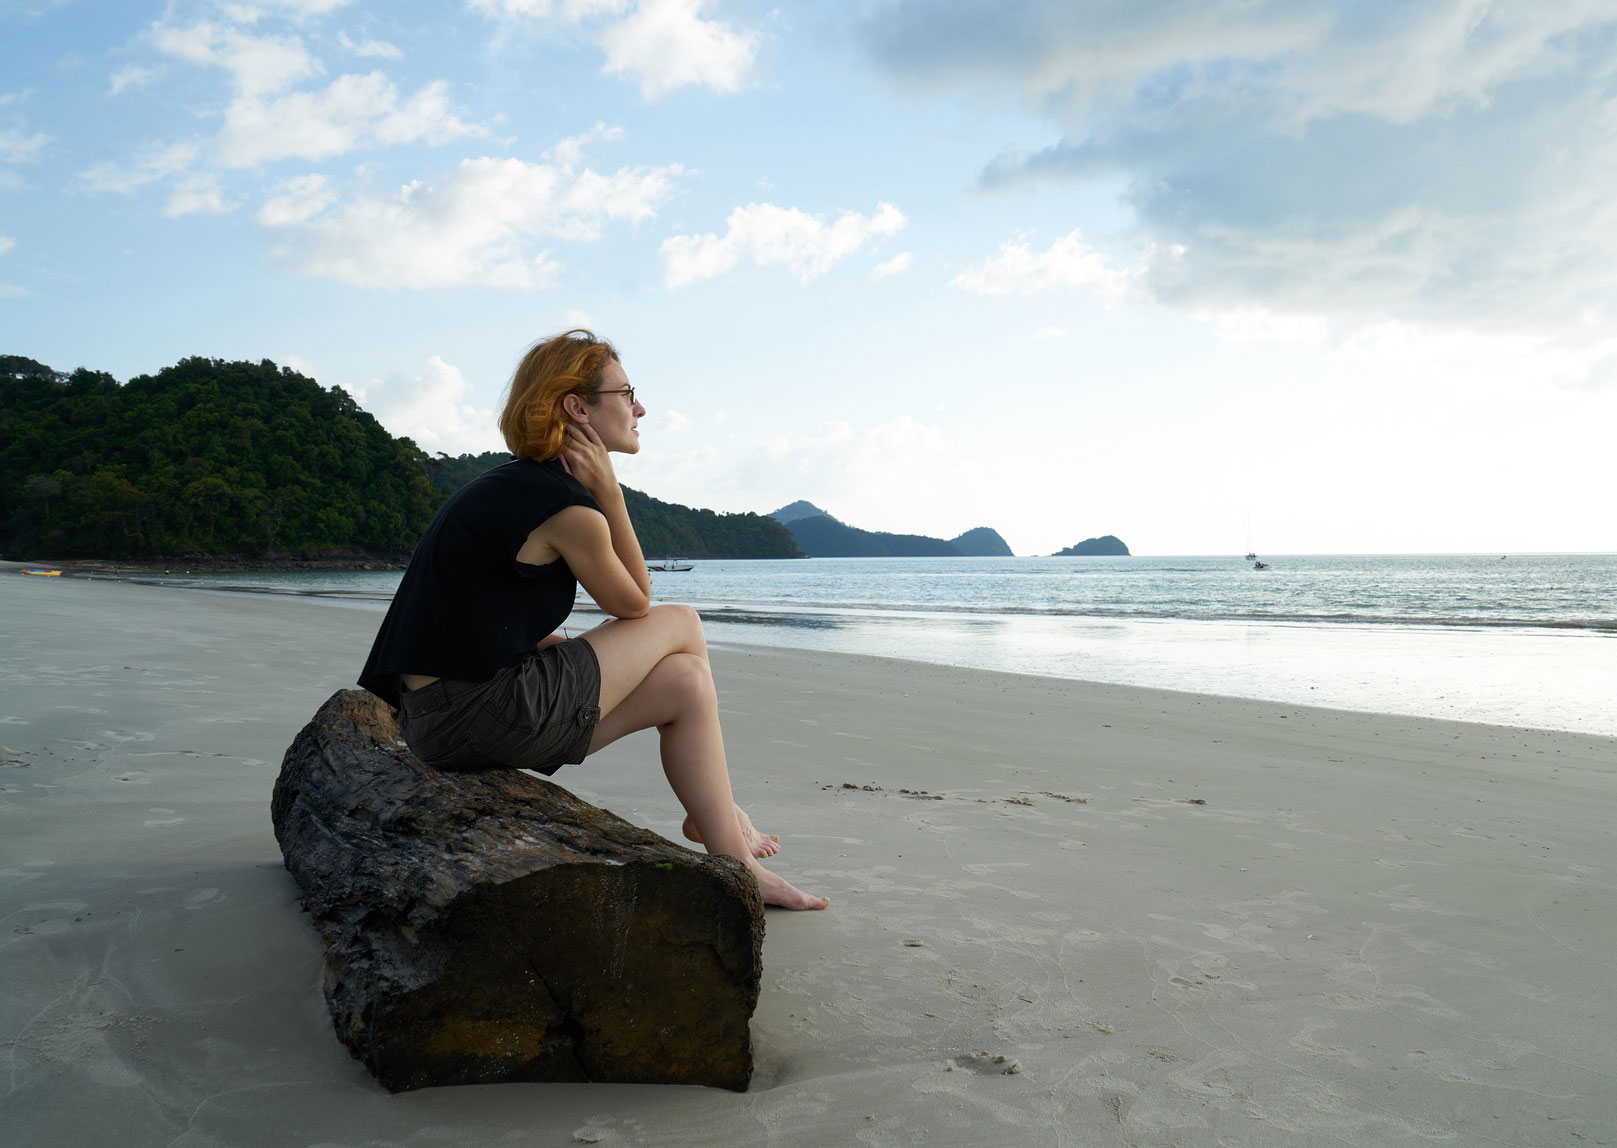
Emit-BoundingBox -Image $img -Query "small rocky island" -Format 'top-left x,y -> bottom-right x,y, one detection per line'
1053,535 -> 1130,556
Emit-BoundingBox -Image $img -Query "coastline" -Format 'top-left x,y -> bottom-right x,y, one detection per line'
1,553 -> 409,575
2,573 -> 1613,1145
14,556 -> 1613,738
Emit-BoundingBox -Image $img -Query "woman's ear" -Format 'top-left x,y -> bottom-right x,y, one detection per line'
561,392 -> 590,423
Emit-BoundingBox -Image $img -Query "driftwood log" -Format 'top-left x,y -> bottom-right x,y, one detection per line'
270,689 -> 764,1092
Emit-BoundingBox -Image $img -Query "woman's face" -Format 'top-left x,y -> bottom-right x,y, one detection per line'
580,360 -> 645,454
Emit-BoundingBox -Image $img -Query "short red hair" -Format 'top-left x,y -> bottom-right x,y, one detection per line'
498,329 -> 621,461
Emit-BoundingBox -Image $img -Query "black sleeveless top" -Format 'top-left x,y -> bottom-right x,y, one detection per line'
358,457 -> 601,708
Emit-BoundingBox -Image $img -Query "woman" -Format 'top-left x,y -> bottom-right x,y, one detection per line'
359,329 -> 826,911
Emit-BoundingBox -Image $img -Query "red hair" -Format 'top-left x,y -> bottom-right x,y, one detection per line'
498,329 -> 621,461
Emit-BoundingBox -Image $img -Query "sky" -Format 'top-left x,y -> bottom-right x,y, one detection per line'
3,0 -> 1616,557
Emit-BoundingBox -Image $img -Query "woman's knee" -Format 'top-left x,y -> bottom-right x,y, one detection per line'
648,603 -> 706,650
653,650 -> 715,707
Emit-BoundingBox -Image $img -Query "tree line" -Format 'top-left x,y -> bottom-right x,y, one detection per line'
0,355 -> 798,561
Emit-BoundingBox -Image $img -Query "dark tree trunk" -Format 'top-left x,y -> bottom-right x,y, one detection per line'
271,689 -> 764,1092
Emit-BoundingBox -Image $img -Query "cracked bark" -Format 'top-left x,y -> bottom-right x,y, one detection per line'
271,689 -> 764,1092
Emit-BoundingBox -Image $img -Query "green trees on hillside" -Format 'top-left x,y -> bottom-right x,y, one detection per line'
1,355 -> 799,561
428,450 -> 798,560
621,485 -> 798,560
1,355 -> 438,557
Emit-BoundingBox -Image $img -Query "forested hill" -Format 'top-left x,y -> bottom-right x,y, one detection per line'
0,355 -> 799,561
1,354 -> 438,558
430,451 -> 799,560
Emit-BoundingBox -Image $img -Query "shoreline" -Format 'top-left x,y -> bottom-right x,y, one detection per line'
2,573 -> 1614,1145
9,558 -> 1614,738
1,553 -> 409,574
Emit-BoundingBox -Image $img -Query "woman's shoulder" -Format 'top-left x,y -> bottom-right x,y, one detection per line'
477,456 -> 597,507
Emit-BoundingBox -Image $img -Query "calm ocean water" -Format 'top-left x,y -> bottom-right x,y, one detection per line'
124,554 -> 1617,737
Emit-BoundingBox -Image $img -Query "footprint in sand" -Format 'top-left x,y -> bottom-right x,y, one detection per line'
144,808 -> 184,828
945,1051 -> 1022,1075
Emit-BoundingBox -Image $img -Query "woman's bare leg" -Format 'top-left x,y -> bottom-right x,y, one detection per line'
579,605 -> 826,910
582,606 -> 774,857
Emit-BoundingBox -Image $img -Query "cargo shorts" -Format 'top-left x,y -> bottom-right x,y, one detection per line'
395,638 -> 602,775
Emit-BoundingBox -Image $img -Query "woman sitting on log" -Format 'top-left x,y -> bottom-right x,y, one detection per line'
359,330 -> 827,910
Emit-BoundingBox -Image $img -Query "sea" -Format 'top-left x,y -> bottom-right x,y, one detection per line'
116,553 -> 1617,737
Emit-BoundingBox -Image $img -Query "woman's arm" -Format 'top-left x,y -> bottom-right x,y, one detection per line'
538,423 -> 652,618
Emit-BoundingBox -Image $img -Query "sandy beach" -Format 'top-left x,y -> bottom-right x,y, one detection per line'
2,571 -> 1613,1147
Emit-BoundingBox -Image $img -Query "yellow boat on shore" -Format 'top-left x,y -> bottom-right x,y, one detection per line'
19,567 -> 63,577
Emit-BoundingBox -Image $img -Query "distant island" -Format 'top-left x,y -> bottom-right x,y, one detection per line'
1053,535 -> 1130,556
0,354 -> 798,562
768,500 -> 1014,558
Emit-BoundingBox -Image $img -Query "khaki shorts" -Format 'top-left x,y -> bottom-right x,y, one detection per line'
395,639 -> 602,775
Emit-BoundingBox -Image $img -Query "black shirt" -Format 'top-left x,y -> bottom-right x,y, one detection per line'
358,457 -> 601,708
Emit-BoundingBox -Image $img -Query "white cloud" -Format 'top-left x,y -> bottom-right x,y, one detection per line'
216,72 -> 483,167
260,133 -> 683,288
151,19 -> 319,99
871,251 -> 912,279
283,354 -> 320,379
728,415 -> 951,532
0,122 -> 48,165
76,140 -> 199,194
598,0 -> 756,98
1191,304 -> 1330,345
661,201 -> 907,288
652,409 -> 690,433
354,356 -> 505,454
257,172 -> 336,225
109,64 -> 162,94
950,229 -> 1137,299
338,31 -> 401,59
760,419 -> 852,462
845,415 -> 946,493
0,234 -> 23,298
468,0 -> 754,99
165,173 -> 235,216
233,0 -> 357,20
467,0 -> 626,19
865,2 -> 1617,338
147,14 -> 481,169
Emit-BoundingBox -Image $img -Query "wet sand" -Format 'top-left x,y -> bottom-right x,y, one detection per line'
2,572 -> 1613,1146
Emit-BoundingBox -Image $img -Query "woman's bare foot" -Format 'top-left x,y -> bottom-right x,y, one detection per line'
752,864 -> 829,910
683,806 -> 780,858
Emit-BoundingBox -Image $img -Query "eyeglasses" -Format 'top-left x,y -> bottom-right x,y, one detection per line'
596,386 -> 636,405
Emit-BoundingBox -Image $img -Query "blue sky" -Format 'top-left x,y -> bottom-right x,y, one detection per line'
4,0 -> 1615,556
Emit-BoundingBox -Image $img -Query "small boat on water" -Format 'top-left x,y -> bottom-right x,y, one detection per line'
19,567 -> 62,577
647,559 -> 694,572
1252,561 -> 1271,570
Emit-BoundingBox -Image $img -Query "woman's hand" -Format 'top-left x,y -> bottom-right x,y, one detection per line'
559,421 -> 619,501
